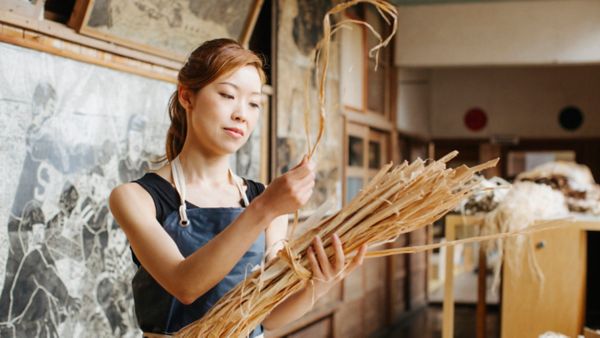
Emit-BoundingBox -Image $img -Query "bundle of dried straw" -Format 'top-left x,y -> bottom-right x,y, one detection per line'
176,152 -> 498,337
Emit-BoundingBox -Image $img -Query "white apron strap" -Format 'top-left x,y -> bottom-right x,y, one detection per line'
229,168 -> 249,207
171,157 -> 189,227
171,158 -> 249,227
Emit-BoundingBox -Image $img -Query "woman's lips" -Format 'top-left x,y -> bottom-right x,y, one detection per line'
224,127 -> 244,138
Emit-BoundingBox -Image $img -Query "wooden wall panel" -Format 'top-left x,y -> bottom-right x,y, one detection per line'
389,233 -> 409,321
316,283 -> 342,308
364,288 -> 388,336
409,228 -> 428,308
343,266 -> 364,302
334,299 -> 364,338
365,256 -> 387,291
390,275 -> 407,320
410,270 -> 428,308
287,316 -> 333,338
363,254 -> 389,335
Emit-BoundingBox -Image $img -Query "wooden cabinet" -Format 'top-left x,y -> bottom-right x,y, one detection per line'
501,225 -> 588,338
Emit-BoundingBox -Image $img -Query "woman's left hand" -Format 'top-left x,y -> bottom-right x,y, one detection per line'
306,233 -> 368,299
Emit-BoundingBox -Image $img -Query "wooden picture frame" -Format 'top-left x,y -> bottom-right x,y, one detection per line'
68,0 -> 263,62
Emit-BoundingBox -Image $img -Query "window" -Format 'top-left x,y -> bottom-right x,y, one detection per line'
340,4 -> 392,119
344,122 -> 389,204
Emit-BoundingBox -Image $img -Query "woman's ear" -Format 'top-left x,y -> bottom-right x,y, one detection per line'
178,85 -> 193,112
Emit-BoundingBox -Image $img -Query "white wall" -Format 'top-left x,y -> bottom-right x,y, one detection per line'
396,68 -> 430,138
430,66 -> 600,138
340,22 -> 364,109
395,0 -> 600,67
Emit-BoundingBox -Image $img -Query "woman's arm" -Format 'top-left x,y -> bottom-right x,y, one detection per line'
265,214 -> 288,261
110,183 -> 273,304
109,158 -> 315,305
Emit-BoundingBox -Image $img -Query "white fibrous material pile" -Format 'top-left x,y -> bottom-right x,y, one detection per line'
538,332 -> 570,338
455,176 -> 510,215
517,161 -> 600,215
483,182 -> 569,291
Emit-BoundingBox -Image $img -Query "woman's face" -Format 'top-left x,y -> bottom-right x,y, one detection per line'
184,65 -> 262,156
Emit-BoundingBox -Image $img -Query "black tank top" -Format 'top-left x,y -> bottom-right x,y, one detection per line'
131,172 -> 266,266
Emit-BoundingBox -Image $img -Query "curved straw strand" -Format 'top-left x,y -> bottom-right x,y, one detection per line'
292,0 -> 397,251
363,218 -> 570,258
307,0 -> 397,159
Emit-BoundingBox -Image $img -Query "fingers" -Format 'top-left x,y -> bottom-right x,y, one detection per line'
357,244 -> 367,263
307,239 -> 367,297
332,233 -> 345,272
307,159 -> 316,171
297,186 -> 314,205
307,246 -> 324,280
291,155 -> 308,170
312,236 -> 333,278
261,156 -> 316,216
344,244 -> 368,276
289,156 -> 310,178
285,158 -> 316,206
299,167 -> 316,187
288,156 -> 316,180
290,164 -> 312,181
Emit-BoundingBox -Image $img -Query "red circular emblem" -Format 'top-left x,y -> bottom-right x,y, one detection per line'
464,108 -> 487,131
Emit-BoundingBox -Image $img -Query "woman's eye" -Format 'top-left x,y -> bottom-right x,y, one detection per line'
250,102 -> 261,110
219,93 -> 234,99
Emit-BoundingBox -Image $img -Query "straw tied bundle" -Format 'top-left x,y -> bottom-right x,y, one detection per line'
176,152 -> 498,337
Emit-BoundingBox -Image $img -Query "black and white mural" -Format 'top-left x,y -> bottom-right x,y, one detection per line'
0,42 -> 174,337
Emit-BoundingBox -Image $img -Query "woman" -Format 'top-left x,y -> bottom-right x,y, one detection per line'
109,39 -> 367,337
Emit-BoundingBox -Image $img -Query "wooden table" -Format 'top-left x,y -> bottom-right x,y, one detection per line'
442,214 -> 600,338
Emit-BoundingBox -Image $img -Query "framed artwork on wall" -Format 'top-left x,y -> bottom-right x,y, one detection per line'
68,0 -> 263,61
0,41 -> 177,336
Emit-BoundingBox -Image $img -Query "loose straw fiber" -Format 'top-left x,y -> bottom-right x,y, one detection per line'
306,0 -> 397,159
176,152 -> 499,337
294,0 -> 398,241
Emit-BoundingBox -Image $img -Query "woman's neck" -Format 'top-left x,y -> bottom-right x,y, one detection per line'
176,145 -> 232,186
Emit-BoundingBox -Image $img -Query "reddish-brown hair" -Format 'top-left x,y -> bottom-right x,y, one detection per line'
165,39 -> 266,161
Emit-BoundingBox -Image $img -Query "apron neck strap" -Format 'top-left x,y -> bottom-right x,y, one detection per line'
171,157 -> 249,227
228,168 -> 250,207
171,157 -> 189,227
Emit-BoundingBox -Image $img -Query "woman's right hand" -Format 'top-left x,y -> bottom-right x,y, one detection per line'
256,156 -> 316,218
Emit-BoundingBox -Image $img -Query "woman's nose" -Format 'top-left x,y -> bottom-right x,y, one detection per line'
231,103 -> 248,122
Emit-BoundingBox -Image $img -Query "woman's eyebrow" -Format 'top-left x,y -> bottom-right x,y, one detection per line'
217,82 -> 261,96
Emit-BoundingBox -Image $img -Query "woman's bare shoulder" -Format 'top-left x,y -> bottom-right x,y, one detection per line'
109,182 -> 155,219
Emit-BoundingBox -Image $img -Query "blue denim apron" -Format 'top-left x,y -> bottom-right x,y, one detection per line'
132,158 -> 265,337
